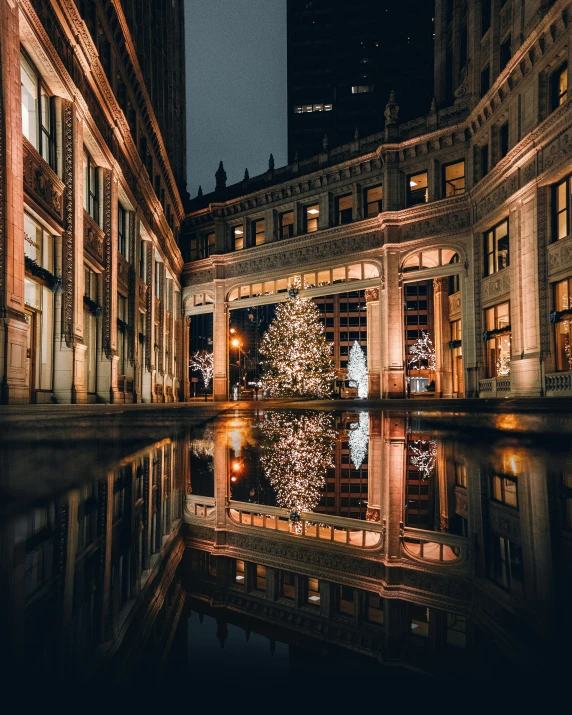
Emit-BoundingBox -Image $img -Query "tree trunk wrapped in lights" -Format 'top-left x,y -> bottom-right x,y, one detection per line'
260,411 -> 337,517
259,291 -> 335,398
347,340 -> 368,398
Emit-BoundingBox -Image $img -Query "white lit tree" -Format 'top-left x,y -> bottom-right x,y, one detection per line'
408,331 -> 436,371
347,341 -> 368,398
348,412 -> 369,469
259,288 -> 335,398
260,411 -> 337,517
410,439 -> 437,480
189,350 -> 214,391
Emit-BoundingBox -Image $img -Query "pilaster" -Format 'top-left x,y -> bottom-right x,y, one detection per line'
382,251 -> 405,397
365,287 -> 381,397
213,281 -> 228,401
433,277 -> 453,398
0,0 -> 29,403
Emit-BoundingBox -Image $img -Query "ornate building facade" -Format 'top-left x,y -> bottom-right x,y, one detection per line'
0,0 -> 187,404
182,0 -> 572,400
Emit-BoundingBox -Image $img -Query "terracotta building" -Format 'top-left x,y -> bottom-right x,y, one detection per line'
0,0 -> 186,404
182,0 -> 572,400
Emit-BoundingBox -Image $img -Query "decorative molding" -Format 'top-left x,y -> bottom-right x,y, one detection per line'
62,100 -> 75,343
548,234 -> 572,277
481,270 -> 511,305
158,266 -> 165,375
117,253 -> 129,290
538,186 -> 550,354
365,287 -> 380,303
448,291 -> 461,317
22,138 -> 64,223
102,169 -> 113,358
401,210 -> 470,242
83,210 -> 104,263
476,174 -> 520,222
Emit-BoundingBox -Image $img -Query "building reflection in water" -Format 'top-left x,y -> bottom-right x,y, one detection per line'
2,408 -> 572,685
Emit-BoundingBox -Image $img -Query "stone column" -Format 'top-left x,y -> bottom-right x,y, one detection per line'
382,414 -> 406,560
213,281 -> 228,401
366,413 -> 382,522
142,240 -> 154,402
436,442 -> 449,532
433,277 -> 452,398
382,251 -> 405,397
510,191 -> 542,395
365,287 -> 381,398
0,1 -> 29,403
213,418 -> 228,531
183,316 -> 191,401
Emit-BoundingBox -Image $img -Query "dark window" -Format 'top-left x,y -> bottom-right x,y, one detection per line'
484,219 -> 509,276
252,219 -> 265,246
481,65 -> 490,96
499,122 -> 509,159
554,277 -> 572,371
482,0 -> 491,36
500,35 -> 511,72
280,211 -> 294,239
20,52 -> 56,170
490,536 -> 524,594
336,195 -> 353,225
118,203 -> 127,257
481,143 -> 489,178
83,150 -> 100,224
407,172 -> 428,206
491,473 -> 518,509
139,239 -> 145,278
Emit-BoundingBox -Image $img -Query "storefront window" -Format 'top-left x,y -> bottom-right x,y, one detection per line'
554,277 -> 572,371
485,302 -> 510,377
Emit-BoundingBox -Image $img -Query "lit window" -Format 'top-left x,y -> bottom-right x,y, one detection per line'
365,185 -> 383,217
252,219 -> 265,246
233,225 -> 244,251
255,564 -> 266,591
407,171 -> 428,206
554,277 -> 572,372
553,63 -> 568,110
280,211 -> 294,239
280,571 -> 295,599
307,577 -> 320,605
484,302 -> 511,378
235,559 -> 245,583
484,219 -> 509,275
442,161 -> 465,197
351,85 -> 374,93
555,179 -> 570,240
305,204 -> 319,232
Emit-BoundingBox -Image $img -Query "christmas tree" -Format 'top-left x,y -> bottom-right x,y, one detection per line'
189,350 -> 214,390
260,290 -> 335,398
408,331 -> 436,371
347,341 -> 368,398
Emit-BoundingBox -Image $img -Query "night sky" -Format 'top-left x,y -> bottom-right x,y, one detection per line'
185,0 -> 288,197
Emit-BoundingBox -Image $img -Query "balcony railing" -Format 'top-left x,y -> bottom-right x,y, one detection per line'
227,501 -> 384,549
185,495 -> 215,519
479,376 -> 511,397
401,526 -> 471,568
545,371 -> 572,396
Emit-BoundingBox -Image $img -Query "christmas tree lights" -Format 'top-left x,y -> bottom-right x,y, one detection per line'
410,439 -> 437,480
408,331 -> 436,371
260,411 -> 337,516
260,290 -> 335,398
348,411 -> 369,469
347,341 -> 368,398
189,350 -> 214,390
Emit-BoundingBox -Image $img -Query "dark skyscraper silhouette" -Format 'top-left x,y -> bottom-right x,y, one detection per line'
287,0 -> 435,162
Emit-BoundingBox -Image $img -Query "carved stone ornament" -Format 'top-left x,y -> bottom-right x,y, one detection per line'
384,90 -> 399,126
23,138 -> 64,223
365,287 -> 380,303
83,211 -> 105,263
401,210 -> 469,241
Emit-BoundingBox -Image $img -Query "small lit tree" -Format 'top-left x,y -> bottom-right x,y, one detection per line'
347,341 -> 368,398
260,289 -> 335,398
408,331 -> 436,371
189,350 -> 214,392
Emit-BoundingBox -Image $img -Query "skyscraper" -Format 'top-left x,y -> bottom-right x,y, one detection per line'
287,0 -> 435,162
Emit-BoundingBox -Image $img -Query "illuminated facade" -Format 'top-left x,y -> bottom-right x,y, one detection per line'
0,0 -> 186,404
182,0 -> 572,400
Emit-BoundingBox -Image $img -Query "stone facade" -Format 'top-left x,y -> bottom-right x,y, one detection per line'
181,0 -> 572,400
0,0 -> 186,404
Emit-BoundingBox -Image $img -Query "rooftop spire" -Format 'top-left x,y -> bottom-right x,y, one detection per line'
215,160 -> 227,190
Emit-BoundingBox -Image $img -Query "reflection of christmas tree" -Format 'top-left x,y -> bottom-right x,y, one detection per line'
408,331 -> 436,371
260,411 -> 337,515
349,412 -> 369,469
348,341 -> 368,398
260,290 -> 335,398
190,425 -> 214,459
410,440 -> 437,480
